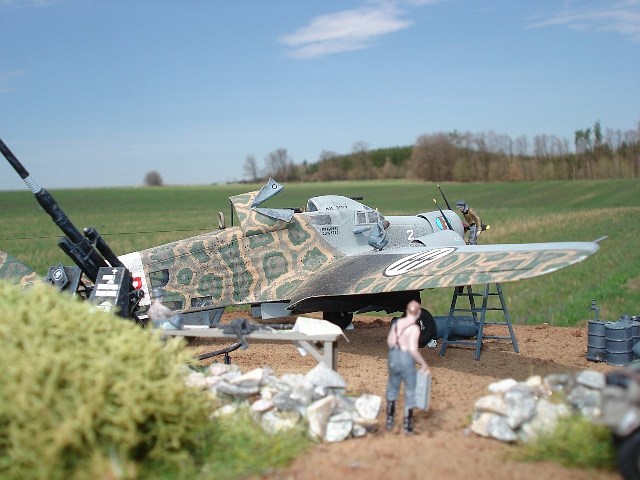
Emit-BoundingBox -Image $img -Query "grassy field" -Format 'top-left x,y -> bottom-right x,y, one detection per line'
1,178 -> 638,326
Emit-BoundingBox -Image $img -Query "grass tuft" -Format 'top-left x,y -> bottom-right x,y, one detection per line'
513,414 -> 617,471
0,281 -> 310,479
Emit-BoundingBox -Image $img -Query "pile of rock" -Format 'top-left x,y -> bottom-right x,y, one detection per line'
470,370 -> 606,443
184,362 -> 382,442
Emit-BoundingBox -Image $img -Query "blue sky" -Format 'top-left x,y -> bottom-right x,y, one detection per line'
1,0 -> 639,190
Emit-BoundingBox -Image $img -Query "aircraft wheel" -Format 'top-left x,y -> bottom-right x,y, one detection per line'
417,309 -> 436,348
617,429 -> 640,479
323,311 -> 353,330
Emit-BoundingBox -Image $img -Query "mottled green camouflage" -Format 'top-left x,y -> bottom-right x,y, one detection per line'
288,243 -> 598,310
138,187 -> 342,312
0,251 -> 38,286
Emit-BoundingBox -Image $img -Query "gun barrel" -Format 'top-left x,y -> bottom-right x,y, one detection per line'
0,138 -> 108,281
1,139 -> 85,243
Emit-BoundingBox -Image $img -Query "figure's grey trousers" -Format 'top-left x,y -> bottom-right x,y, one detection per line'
468,224 -> 478,245
386,347 -> 417,413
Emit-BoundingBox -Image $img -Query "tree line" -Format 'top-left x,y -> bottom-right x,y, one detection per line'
242,120 -> 640,183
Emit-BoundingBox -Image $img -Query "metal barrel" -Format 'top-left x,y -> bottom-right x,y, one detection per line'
605,321 -> 634,366
586,320 -> 607,362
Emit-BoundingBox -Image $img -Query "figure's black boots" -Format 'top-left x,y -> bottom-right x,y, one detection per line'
403,408 -> 415,434
385,401 -> 395,431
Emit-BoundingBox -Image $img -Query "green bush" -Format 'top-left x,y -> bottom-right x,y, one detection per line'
514,414 -> 617,471
0,281 -> 217,480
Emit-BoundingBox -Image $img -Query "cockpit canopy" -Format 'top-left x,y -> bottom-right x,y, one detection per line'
306,195 -> 386,226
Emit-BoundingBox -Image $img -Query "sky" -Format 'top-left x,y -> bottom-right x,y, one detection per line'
1,0 -> 639,190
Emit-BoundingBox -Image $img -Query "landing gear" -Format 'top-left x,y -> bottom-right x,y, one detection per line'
390,308 -> 437,348
323,311 -> 353,330
417,308 -> 436,348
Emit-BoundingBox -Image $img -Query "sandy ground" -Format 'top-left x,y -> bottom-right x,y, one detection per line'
186,314 -> 621,480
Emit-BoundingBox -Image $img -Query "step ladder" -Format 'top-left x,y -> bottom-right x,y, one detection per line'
438,283 -> 519,360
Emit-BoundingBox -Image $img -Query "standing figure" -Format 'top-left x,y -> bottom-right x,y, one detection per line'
147,287 -> 184,330
386,300 -> 430,434
456,200 -> 482,245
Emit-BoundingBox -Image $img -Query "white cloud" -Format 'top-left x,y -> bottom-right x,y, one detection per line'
279,1 -> 427,59
529,0 -> 640,42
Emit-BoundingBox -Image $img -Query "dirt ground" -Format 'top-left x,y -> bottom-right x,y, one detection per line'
186,313 -> 621,480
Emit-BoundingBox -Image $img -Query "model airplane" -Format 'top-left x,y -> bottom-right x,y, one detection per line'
0,139 -> 600,340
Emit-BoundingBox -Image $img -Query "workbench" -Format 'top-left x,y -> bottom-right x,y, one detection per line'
161,326 -> 343,370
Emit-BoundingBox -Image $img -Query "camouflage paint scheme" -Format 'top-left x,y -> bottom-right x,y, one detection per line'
135,186 -> 343,313
0,251 -> 38,287
0,178 -> 600,324
123,179 -> 599,320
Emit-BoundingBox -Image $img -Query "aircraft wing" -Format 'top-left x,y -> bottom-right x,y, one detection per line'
288,242 -> 599,310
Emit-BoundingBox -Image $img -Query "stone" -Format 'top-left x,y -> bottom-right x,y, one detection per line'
504,385 -> 537,429
325,411 -> 354,442
230,367 -> 265,387
575,370 -> 606,390
306,395 -> 338,439
354,393 -> 382,420
305,362 -> 347,389
487,378 -> 517,394
252,398 -> 274,413
184,371 -> 207,389
262,410 -> 301,434
518,398 -> 570,443
214,379 -> 260,398
471,412 -> 517,442
474,394 -> 508,416
566,384 -> 601,411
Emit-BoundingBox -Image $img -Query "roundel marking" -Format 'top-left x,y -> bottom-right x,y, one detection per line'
384,247 -> 456,277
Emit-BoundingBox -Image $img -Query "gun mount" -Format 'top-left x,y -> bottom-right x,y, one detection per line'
0,138 -> 144,320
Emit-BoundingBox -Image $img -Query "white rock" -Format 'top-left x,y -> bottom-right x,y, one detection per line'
306,396 -> 338,439
355,394 -> 382,420
524,375 -> 543,389
575,370 -> 606,390
251,398 -> 274,413
474,394 -> 508,416
325,411 -> 353,442
230,367 -> 265,387
487,378 -> 517,394
305,362 -> 347,389
184,371 -> 207,389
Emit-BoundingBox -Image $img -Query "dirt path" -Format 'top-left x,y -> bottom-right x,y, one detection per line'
186,315 -> 621,480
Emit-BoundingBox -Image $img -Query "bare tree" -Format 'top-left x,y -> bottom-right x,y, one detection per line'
410,133 -> 457,181
243,154 -> 259,182
264,148 -> 296,181
144,170 -> 163,187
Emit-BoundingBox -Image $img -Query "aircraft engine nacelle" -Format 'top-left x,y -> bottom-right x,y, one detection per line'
417,210 -> 465,238
411,229 -> 466,247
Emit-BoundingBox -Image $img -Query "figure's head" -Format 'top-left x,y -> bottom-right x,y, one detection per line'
456,200 -> 468,212
406,300 -> 421,317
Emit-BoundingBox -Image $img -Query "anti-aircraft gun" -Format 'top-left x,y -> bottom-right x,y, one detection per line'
0,138 -> 144,321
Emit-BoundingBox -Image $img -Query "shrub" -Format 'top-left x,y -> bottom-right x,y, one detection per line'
514,414 -> 617,471
0,281 -> 216,479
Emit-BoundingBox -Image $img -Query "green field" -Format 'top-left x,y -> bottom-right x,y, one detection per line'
1,178 -> 638,326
